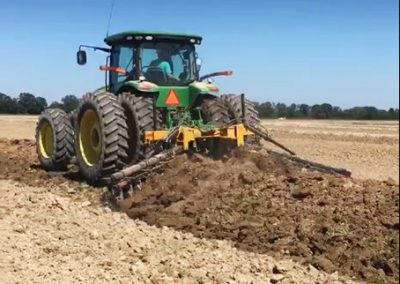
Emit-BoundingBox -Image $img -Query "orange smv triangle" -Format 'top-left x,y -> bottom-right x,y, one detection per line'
165,89 -> 180,106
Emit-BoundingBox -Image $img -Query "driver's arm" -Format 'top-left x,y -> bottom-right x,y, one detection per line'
159,61 -> 177,80
159,61 -> 172,75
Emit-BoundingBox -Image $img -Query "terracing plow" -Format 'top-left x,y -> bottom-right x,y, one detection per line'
108,94 -> 351,197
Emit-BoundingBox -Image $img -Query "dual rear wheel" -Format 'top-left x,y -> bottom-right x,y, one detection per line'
200,94 -> 260,126
36,93 -> 260,184
36,108 -> 74,171
36,92 -> 155,185
74,92 -> 129,183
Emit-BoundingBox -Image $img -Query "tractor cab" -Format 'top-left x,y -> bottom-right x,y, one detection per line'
78,31 -> 203,93
105,31 -> 203,92
115,40 -> 198,87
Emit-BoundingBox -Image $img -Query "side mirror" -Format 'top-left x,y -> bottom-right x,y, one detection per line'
77,50 -> 87,65
196,58 -> 202,72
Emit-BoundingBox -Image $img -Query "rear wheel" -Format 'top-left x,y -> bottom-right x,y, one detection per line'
222,94 -> 261,145
199,97 -> 233,155
118,93 -> 162,164
75,92 -> 128,184
35,108 -> 74,171
221,94 -> 260,125
69,109 -> 78,129
201,97 -> 230,126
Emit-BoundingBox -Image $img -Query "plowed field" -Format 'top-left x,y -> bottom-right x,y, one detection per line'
0,116 -> 398,283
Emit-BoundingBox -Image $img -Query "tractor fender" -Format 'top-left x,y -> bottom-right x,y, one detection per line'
188,81 -> 219,107
117,80 -> 159,95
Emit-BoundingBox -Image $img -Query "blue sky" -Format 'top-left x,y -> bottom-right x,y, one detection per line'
0,0 -> 398,108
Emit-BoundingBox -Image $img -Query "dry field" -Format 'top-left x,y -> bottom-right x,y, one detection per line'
0,115 -> 398,283
0,115 -> 37,140
262,119 -> 399,183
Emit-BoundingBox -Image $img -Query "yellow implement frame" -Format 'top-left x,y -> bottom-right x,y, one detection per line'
144,124 -> 253,150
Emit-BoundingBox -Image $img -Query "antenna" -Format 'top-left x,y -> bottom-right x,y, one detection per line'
106,0 -> 116,37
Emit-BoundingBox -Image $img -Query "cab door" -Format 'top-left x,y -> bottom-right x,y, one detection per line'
109,45 -> 135,93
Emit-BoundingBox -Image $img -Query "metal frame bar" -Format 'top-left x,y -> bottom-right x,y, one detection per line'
145,124 -> 254,150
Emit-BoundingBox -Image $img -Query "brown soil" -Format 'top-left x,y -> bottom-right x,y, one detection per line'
0,138 -> 398,283
122,148 -> 399,283
0,139 -> 355,283
0,139 -> 100,203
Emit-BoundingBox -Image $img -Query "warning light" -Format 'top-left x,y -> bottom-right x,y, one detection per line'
208,85 -> 219,92
165,89 -> 180,106
99,65 -> 127,75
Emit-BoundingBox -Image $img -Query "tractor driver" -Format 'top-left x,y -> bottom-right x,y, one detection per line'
150,49 -> 177,81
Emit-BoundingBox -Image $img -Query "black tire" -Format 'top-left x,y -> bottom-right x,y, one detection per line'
201,97 -> 230,126
69,109 -> 78,129
118,93 -> 162,163
35,108 -> 74,171
221,94 -> 260,125
75,92 -> 129,184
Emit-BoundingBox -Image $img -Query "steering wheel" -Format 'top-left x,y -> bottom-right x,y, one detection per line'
142,65 -> 162,72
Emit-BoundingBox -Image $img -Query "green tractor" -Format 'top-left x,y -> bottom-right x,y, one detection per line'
36,31 -> 352,188
35,31 -> 260,185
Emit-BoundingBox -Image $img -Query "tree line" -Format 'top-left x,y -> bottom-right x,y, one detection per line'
0,92 -> 398,120
254,102 -> 399,120
0,92 -> 79,114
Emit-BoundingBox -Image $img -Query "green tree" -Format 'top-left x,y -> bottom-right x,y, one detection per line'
275,103 -> 287,118
0,93 -> 17,114
388,108 -> 395,119
61,95 -> 80,112
286,103 -> 297,118
49,101 -> 64,109
332,106 -> 342,118
365,106 -> 378,119
310,104 -> 326,119
16,93 -> 47,114
299,104 -> 310,117
256,101 -> 275,118
35,97 -> 48,112
394,108 -> 399,119
17,93 -> 37,114
320,103 -> 333,118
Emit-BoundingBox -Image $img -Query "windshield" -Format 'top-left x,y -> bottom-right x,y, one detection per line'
139,42 -> 196,86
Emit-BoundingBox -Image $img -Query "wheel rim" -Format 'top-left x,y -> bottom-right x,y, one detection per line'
38,120 -> 54,158
79,109 -> 102,166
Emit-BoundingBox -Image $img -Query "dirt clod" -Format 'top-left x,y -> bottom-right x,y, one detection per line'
121,148 -> 399,284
